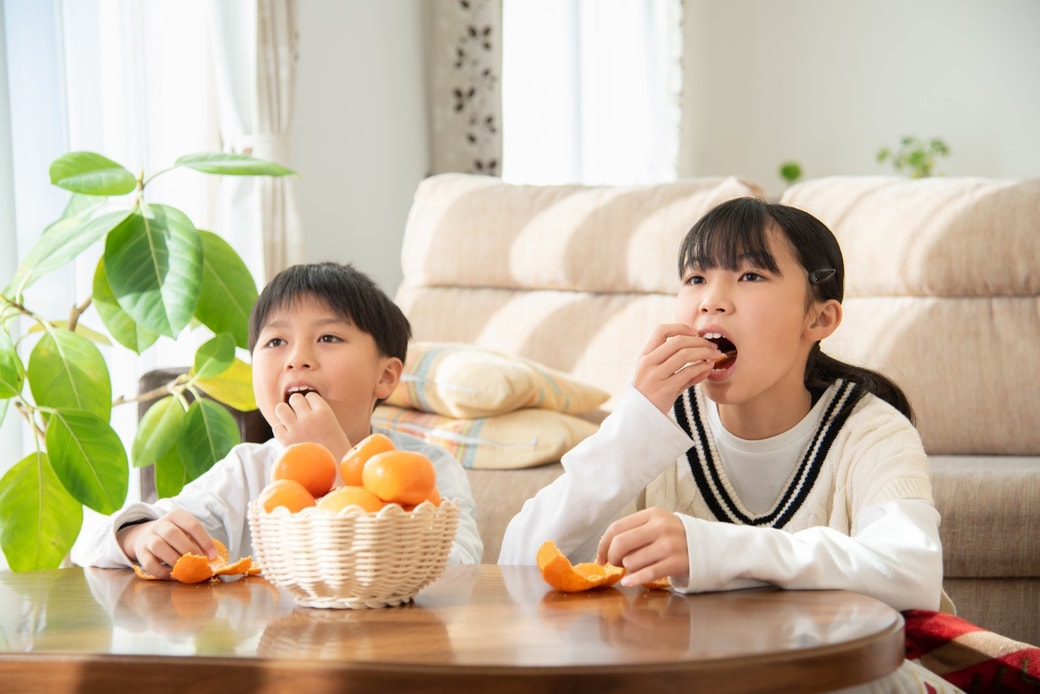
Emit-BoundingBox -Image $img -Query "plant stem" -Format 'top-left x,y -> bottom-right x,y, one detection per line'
112,373 -> 189,408
67,297 -> 92,333
14,400 -> 46,441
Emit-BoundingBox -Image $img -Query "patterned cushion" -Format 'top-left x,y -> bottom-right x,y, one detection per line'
386,341 -> 609,418
373,405 -> 598,470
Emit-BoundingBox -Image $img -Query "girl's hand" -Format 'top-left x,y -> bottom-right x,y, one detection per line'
271,391 -> 351,460
634,323 -> 723,413
118,508 -> 218,581
596,507 -> 690,587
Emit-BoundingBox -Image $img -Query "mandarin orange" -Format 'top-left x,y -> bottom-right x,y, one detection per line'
340,433 -> 396,486
317,485 -> 386,514
362,450 -> 436,506
272,441 -> 337,497
259,478 -> 316,513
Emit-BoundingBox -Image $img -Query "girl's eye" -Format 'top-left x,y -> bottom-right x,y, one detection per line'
739,271 -> 765,282
683,274 -> 705,285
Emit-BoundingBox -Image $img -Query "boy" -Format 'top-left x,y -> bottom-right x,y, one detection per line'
77,262 -> 482,578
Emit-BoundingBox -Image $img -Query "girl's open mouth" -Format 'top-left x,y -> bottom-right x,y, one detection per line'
706,335 -> 737,370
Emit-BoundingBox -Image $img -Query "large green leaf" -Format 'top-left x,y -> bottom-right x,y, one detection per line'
45,410 -> 128,515
175,152 -> 297,177
154,445 -> 190,499
0,452 -> 83,572
49,151 -> 137,196
194,357 -> 256,411
131,394 -> 187,468
8,204 -> 127,295
0,329 -> 25,398
195,230 -> 257,349
28,329 -> 111,420
192,333 -> 235,380
177,399 -> 240,480
103,204 -> 203,337
92,259 -> 159,353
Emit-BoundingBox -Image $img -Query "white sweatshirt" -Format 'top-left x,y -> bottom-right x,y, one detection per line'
498,381 -> 944,612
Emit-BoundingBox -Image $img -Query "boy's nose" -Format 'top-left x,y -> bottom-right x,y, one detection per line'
286,346 -> 314,369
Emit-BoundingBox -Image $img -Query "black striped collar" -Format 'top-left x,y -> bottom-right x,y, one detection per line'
671,380 -> 860,528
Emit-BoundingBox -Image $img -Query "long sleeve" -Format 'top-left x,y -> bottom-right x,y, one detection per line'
498,385 -> 692,565
73,441 -> 279,569
673,497 -> 943,611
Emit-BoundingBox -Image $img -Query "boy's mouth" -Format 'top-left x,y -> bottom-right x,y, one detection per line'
704,333 -> 738,369
284,385 -> 319,403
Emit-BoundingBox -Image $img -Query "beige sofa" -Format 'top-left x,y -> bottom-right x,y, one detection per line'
393,172 -> 1040,646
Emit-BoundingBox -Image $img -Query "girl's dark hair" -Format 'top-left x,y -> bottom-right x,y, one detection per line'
248,262 -> 411,362
678,197 -> 914,422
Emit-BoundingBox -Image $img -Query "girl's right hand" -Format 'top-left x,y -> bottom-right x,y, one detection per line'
118,508 -> 218,580
634,323 -> 723,413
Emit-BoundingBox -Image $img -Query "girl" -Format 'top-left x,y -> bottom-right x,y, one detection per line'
498,197 -> 958,692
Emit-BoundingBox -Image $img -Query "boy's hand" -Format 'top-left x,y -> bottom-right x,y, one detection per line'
634,323 -> 723,413
118,508 -> 218,581
596,507 -> 690,587
272,391 -> 351,460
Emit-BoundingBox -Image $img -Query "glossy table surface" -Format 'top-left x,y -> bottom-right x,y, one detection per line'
0,564 -> 904,693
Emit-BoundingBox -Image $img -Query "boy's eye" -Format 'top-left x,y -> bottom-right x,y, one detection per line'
318,334 -> 341,343
264,337 -> 286,348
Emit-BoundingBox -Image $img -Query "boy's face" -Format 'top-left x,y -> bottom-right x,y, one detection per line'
251,295 -> 401,446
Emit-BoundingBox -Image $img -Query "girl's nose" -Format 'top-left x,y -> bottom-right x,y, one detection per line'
699,288 -> 732,313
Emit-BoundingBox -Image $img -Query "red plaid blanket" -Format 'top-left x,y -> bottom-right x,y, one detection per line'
903,610 -> 1040,693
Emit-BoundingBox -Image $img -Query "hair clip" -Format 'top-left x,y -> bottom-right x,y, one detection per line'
808,268 -> 836,284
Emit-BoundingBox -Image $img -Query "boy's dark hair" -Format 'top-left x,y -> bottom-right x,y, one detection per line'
248,262 -> 411,362
677,197 -> 914,423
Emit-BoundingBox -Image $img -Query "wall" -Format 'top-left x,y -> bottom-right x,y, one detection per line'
290,0 -> 429,295
680,0 -> 1040,198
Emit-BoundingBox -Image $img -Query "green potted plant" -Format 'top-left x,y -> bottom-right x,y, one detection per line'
0,151 -> 295,572
876,135 -> 950,178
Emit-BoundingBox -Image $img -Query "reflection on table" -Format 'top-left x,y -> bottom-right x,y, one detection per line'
0,563 -> 904,693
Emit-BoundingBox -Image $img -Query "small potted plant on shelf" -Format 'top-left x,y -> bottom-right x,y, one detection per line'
0,151 -> 295,572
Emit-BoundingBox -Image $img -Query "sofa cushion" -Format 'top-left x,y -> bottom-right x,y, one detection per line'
386,341 -> 609,417
781,177 -> 1040,455
931,455 -> 1040,578
372,405 -> 598,470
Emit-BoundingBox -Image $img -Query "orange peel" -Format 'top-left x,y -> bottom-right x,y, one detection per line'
536,540 -> 625,593
133,538 -> 260,583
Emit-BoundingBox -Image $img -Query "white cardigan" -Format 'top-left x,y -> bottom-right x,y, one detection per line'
498,382 -> 944,612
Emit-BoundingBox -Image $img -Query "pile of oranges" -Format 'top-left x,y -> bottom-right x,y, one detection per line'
258,434 -> 442,515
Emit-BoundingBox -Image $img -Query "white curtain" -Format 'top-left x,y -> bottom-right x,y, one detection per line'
501,0 -> 683,185
208,0 -> 302,283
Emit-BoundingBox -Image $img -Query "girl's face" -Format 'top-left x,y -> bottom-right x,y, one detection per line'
676,226 -> 836,434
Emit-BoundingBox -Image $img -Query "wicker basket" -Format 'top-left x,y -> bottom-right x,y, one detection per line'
248,498 -> 459,609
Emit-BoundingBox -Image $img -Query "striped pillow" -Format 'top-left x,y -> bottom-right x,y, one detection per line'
385,342 -> 609,418
373,405 -> 597,470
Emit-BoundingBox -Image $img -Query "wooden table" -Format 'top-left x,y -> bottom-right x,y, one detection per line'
0,564 -> 903,693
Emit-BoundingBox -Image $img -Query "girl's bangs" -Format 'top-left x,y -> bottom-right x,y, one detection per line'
678,204 -> 780,276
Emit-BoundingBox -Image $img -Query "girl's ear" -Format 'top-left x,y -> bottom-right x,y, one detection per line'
374,357 -> 404,400
805,299 -> 842,341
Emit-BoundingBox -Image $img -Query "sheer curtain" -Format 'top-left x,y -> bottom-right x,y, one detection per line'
1,0 -> 272,569
501,0 -> 683,185
208,0 -> 302,283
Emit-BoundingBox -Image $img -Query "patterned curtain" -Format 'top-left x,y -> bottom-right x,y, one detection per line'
426,0 -> 503,176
